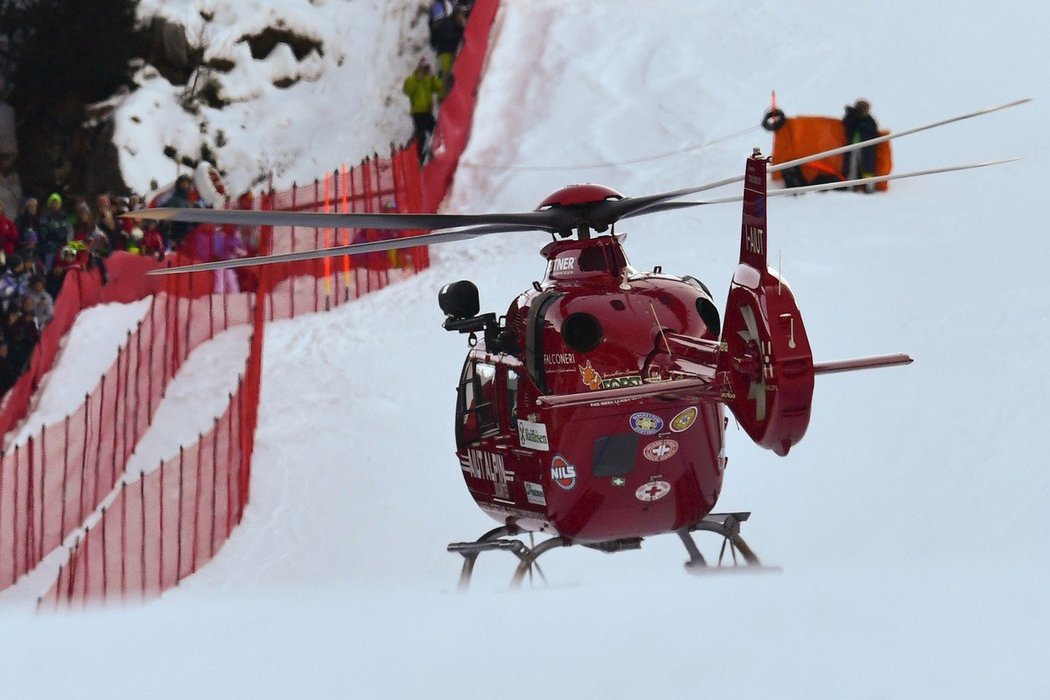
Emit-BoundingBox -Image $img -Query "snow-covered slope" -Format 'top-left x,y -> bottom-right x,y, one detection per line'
3,2 -> 1049,698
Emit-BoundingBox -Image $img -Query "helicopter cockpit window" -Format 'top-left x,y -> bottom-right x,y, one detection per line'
458,359 -> 499,445
593,432 -> 639,477
578,246 -> 608,273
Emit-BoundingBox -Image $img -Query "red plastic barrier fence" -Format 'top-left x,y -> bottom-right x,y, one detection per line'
1,284 -> 255,594
9,1 -> 501,606
27,148 -> 430,606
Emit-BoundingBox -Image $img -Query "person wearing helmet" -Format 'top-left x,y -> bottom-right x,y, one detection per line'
842,99 -> 880,191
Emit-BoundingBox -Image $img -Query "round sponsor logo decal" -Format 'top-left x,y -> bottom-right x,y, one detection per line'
635,480 -> 671,502
550,455 -> 577,490
670,406 -> 698,433
629,412 -> 664,435
643,439 -> 679,462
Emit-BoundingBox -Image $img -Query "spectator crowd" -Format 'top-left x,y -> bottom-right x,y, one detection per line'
0,175 -> 245,395
0,1 -> 476,396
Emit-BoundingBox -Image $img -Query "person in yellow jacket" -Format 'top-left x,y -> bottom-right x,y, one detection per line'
402,59 -> 445,162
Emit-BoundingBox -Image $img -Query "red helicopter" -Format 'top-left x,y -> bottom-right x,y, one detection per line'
132,100 -> 1025,587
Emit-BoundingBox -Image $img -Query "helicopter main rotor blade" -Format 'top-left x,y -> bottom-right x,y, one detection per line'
137,98 -> 1028,276
124,206 -> 569,232
145,223 -> 541,276
612,98 -> 1030,222
769,98 -> 1031,174
624,158 -> 1020,215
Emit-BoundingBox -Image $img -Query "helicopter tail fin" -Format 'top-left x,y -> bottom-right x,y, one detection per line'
739,150 -> 769,270
717,152 -> 814,456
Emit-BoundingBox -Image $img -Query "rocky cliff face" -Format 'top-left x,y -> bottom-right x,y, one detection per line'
12,0 -> 429,201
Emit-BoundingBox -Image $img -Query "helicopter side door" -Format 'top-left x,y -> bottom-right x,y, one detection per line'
455,356 -> 545,512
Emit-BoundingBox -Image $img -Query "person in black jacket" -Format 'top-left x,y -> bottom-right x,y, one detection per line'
842,99 -> 880,190
431,5 -> 467,82
163,174 -> 195,247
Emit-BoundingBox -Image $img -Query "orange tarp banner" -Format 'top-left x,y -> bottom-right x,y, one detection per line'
771,116 -> 892,191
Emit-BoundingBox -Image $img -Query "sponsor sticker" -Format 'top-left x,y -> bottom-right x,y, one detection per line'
552,255 -> 577,274
551,455 -> 577,490
524,481 -> 547,506
602,375 -> 643,390
670,406 -> 699,433
463,449 -> 515,486
643,439 -> 679,462
518,420 -> 550,451
635,480 -> 671,502
545,353 -> 578,374
629,411 -> 664,435
580,361 -> 603,391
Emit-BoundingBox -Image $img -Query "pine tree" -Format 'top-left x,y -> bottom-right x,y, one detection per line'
1,0 -> 141,195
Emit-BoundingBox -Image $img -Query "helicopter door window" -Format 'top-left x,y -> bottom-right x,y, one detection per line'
506,369 -> 519,431
457,360 -> 498,443
456,360 -> 478,444
474,362 -> 498,436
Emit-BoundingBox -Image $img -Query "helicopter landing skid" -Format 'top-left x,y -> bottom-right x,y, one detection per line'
677,512 -> 778,573
447,525 -> 571,591
447,512 -> 773,590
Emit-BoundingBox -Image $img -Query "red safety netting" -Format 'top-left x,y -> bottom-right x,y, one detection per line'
26,145 -> 434,607
8,1 -> 502,607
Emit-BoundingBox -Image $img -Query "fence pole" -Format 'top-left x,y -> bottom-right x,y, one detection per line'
100,506 -> 108,602
61,416 -> 69,537
192,434 -> 203,574
226,392 -> 236,535
112,347 -> 122,484
38,426 -> 46,560
176,447 -> 184,582
25,436 -> 35,581
140,471 -> 147,600
12,444 -> 20,584
81,526 -> 90,608
94,374 -> 106,510
120,481 -> 127,602
341,163 -> 351,294
158,460 -> 165,591
211,417 -> 219,558
313,178 -> 321,313
290,183 -> 297,319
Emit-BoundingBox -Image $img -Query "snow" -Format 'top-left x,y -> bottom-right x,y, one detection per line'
3,0 -> 1050,698
116,0 -> 432,195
